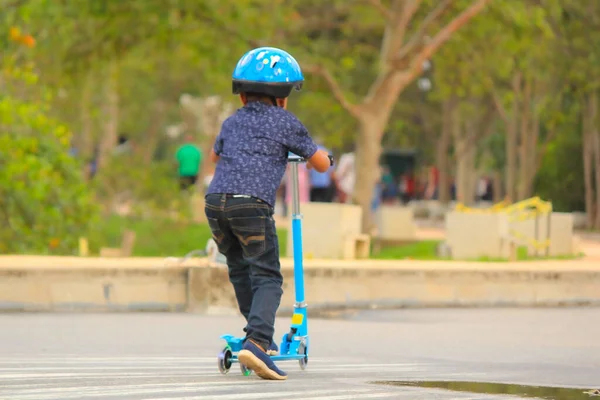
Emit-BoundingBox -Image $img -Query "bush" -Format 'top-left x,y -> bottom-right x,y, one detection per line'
91,155 -> 194,221
0,62 -> 99,254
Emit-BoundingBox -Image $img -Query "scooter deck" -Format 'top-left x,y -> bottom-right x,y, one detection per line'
228,354 -> 306,362
219,333 -> 308,362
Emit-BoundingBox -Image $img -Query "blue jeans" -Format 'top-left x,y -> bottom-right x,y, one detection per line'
204,193 -> 283,351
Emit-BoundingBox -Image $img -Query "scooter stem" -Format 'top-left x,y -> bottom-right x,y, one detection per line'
290,162 -> 308,336
290,162 -> 306,307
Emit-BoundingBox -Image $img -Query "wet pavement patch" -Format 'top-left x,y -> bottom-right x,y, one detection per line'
371,381 -> 600,399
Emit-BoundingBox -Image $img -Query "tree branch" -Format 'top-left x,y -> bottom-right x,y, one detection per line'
1,0 -> 29,10
395,0 -> 453,62
365,0 -> 394,20
376,0 -> 423,64
304,64 -> 362,118
402,0 -> 492,83
367,0 -> 491,106
193,13 -> 263,48
454,99 -> 496,159
535,128 -> 558,172
491,89 -> 509,123
398,0 -> 424,40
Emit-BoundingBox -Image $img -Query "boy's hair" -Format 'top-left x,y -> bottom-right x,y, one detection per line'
243,92 -> 278,106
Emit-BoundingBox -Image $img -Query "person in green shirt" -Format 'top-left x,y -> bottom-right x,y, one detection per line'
176,135 -> 202,191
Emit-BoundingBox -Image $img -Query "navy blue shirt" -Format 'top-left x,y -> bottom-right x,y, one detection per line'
207,101 -> 318,207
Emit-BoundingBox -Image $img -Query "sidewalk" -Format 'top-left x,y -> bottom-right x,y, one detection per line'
1,253 -> 599,272
1,221 -> 597,272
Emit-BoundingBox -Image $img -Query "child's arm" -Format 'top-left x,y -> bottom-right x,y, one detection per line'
283,119 -> 332,173
210,149 -> 220,163
210,135 -> 223,163
306,149 -> 331,172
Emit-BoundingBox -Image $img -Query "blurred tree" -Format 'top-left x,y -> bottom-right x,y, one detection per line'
287,0 -> 493,232
0,53 -> 98,254
543,0 -> 600,227
3,0 -> 600,243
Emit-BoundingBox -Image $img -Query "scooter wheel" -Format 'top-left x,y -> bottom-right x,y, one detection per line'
218,346 -> 232,374
298,341 -> 308,370
240,362 -> 252,376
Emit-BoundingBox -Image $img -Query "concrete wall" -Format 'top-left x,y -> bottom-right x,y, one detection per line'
2,257 -> 599,313
376,206 -> 417,242
445,212 -> 510,259
286,203 -> 362,259
0,266 -> 188,312
510,212 -> 574,257
446,212 -> 575,260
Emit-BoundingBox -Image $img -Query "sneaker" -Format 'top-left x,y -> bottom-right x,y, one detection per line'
238,340 -> 287,380
267,341 -> 279,356
243,327 -> 278,355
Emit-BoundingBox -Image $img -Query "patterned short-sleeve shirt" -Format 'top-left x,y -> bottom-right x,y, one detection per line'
207,101 -> 318,207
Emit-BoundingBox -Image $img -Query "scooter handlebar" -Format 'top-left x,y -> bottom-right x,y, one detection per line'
287,153 -> 334,166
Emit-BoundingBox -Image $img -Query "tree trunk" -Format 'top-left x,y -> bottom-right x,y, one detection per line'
517,77 -> 532,201
505,72 -> 521,203
454,110 -> 477,206
306,0 -> 492,234
583,94 -> 595,229
493,170 -> 503,202
437,96 -> 456,204
590,91 -> 600,229
79,72 -> 94,180
198,97 -> 234,193
354,115 -> 385,235
142,99 -> 167,165
96,59 -> 119,173
525,110 -> 541,198
179,95 -> 234,195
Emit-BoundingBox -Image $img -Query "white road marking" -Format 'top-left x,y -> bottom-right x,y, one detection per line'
148,388 -> 379,400
0,355 -> 439,400
304,394 -> 404,400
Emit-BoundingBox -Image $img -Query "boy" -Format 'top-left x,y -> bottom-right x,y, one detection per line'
205,47 -> 331,381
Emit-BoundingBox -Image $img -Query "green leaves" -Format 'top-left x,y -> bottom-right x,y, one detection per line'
0,64 -> 99,254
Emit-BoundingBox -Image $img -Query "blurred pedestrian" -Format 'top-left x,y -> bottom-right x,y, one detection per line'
335,149 -> 355,203
176,134 -> 202,191
285,162 -> 310,212
380,165 -> 398,205
309,144 -> 335,202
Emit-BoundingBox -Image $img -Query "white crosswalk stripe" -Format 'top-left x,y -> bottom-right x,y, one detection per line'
0,355 -> 427,400
0,355 -> 494,399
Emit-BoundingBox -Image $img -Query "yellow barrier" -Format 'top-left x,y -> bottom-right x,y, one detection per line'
454,197 -> 553,256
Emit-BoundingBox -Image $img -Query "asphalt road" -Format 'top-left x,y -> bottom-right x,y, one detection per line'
0,308 -> 598,400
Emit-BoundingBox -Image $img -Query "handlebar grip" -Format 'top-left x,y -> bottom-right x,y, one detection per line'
287,153 -> 334,166
287,153 -> 304,162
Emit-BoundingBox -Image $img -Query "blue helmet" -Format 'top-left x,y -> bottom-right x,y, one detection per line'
232,47 -> 304,98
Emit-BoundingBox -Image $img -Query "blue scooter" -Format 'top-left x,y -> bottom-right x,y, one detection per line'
217,152 -> 333,376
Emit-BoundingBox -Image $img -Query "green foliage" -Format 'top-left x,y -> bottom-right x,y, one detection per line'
0,61 -> 99,254
534,107 -> 586,212
90,154 -> 192,220
373,240 -> 580,261
2,0 -> 599,257
89,214 -> 289,257
373,240 -> 442,260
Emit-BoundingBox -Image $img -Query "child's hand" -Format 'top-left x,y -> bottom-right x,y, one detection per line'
307,149 -> 331,173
